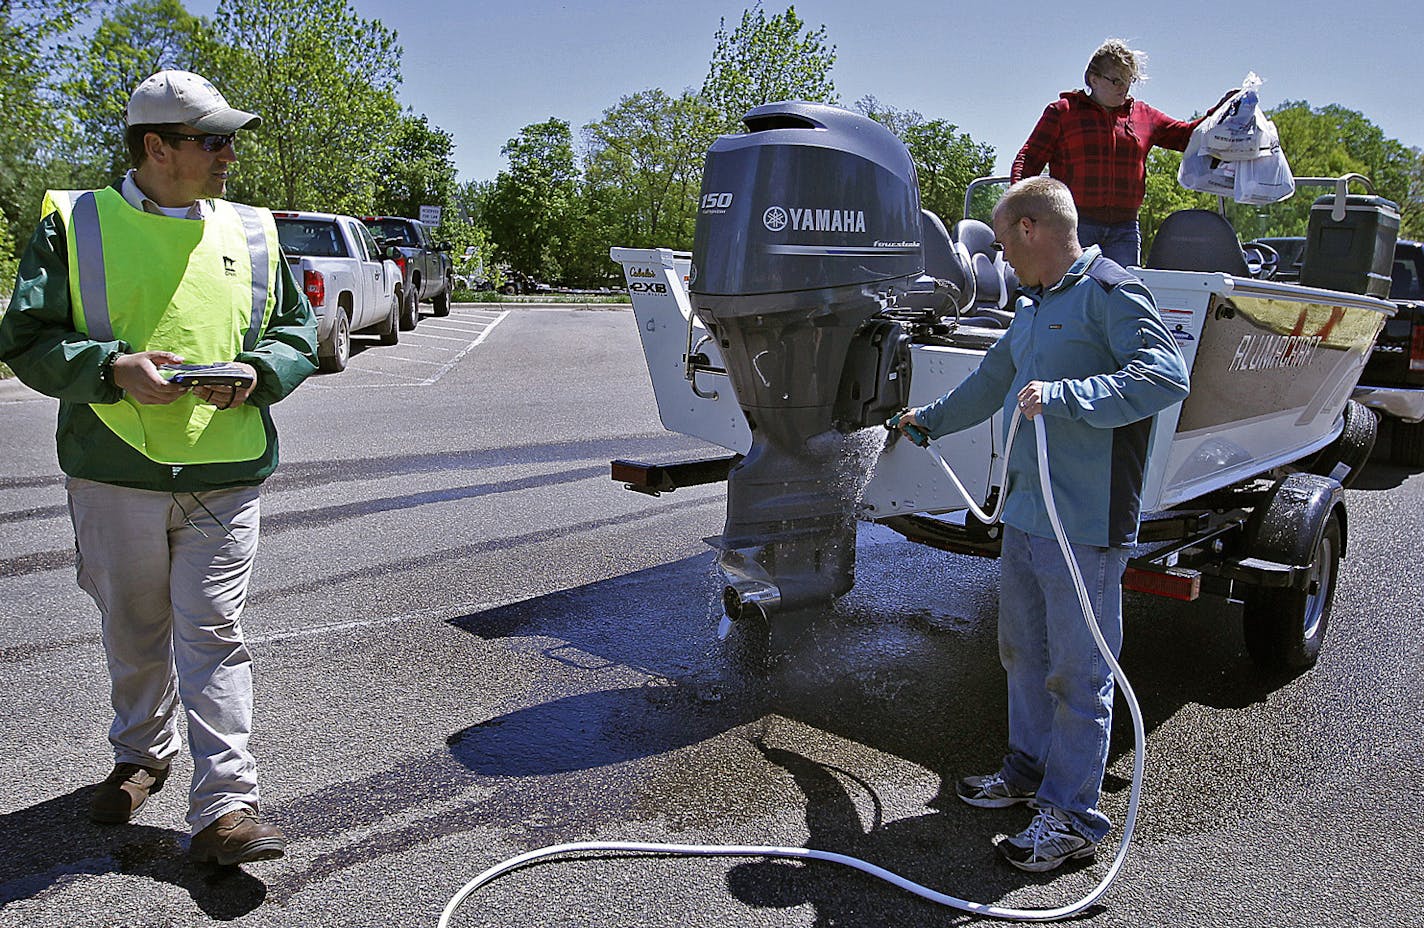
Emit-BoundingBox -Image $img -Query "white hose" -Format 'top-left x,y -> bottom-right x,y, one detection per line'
439,410 -> 1145,925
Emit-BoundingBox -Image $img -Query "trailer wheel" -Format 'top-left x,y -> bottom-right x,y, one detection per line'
1308,400 -> 1376,488
1242,508 -> 1340,672
1392,419 -> 1424,467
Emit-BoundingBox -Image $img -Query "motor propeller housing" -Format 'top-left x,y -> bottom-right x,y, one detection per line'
690,101 -> 925,622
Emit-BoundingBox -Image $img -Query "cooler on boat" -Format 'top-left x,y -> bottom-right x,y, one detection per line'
1300,193 -> 1399,297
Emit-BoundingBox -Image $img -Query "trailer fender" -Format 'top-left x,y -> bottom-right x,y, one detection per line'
1244,472 -> 1346,569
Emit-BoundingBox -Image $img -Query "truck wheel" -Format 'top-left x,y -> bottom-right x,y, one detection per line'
398,287 -> 419,331
319,311 -> 350,373
1391,419 -> 1424,467
1242,508 -> 1340,673
1308,400 -> 1376,487
377,294 -> 399,346
500,283 -> 516,296
433,284 -> 451,317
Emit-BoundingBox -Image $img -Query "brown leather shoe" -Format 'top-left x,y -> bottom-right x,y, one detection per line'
90,763 -> 169,824
189,807 -> 286,866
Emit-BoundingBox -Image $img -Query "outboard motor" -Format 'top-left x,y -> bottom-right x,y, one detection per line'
689,101 -> 922,626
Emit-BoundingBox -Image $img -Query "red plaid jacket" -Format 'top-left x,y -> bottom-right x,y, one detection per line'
1011,90 -> 1203,224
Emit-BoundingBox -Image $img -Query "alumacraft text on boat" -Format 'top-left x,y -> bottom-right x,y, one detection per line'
1228,333 -> 1323,372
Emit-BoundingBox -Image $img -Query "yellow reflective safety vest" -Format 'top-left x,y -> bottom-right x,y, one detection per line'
44,186 -> 279,465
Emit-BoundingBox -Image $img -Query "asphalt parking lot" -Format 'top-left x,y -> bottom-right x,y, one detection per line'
1,303 -> 1422,928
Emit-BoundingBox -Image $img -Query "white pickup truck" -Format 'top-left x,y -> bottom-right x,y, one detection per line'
273,211 -> 404,372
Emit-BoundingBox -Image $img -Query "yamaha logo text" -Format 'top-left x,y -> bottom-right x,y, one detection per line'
763,206 -> 867,234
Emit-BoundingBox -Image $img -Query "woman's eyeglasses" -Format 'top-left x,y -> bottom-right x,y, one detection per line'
158,132 -> 236,152
1089,70 -> 1132,91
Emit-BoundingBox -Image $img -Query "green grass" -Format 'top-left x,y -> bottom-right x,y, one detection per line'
0,361 -> 11,380
452,289 -> 629,304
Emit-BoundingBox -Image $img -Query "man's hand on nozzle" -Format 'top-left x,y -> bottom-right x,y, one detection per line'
888,408 -> 930,447
112,350 -> 189,405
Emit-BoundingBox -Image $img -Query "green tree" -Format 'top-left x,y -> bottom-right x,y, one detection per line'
1403,148 -> 1424,239
450,178 -> 492,227
206,0 -> 402,213
372,112 -> 457,219
855,95 -> 995,226
701,2 -> 838,130
484,118 -> 580,282
0,0 -> 100,253
61,0 -> 209,185
582,89 -> 720,252
1139,148 -> 1214,250
1269,101 -> 1422,238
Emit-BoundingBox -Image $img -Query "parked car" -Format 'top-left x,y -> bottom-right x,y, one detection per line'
274,211 -> 404,373
361,216 -> 454,325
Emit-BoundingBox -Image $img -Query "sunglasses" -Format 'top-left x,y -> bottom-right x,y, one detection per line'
158,132 -> 236,152
1089,69 -> 1132,91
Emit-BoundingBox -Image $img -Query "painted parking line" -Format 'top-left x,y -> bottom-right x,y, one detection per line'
314,308 -> 510,389
401,332 -> 471,343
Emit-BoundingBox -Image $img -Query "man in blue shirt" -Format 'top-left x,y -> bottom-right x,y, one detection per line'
896,176 -> 1189,871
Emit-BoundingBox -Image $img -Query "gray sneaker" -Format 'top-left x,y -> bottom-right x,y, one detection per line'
955,771 -> 1035,808
996,807 -> 1098,872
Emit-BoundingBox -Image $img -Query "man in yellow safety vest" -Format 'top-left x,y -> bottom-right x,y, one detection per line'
0,70 -> 317,866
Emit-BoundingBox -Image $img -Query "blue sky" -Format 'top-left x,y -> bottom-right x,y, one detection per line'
184,0 -> 1421,185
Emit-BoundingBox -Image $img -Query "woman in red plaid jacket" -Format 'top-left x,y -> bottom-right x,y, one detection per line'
1011,38 -> 1232,267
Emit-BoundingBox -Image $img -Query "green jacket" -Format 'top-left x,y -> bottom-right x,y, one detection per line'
0,182 -> 318,492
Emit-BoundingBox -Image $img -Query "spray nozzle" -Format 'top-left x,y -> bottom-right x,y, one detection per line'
886,409 -> 929,447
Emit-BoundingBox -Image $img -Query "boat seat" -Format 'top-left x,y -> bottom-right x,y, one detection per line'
954,219 -> 1019,320
954,218 -> 997,258
919,209 -> 974,309
1145,209 -> 1250,277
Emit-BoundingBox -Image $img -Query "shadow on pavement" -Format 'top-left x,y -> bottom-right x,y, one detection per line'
0,788 -> 267,920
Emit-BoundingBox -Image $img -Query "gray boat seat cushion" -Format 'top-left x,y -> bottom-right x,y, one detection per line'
921,209 -> 973,309
954,218 -> 997,258
1146,209 -> 1250,277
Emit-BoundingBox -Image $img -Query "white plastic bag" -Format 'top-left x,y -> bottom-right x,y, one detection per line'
1178,71 -> 1294,203
1204,73 -> 1273,162
1178,148 -> 1237,197
1234,141 -> 1295,204
1178,115 -> 1237,196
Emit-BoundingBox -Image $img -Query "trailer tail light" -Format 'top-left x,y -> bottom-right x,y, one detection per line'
1411,323 -> 1424,372
1123,565 -> 1201,601
303,269 -> 325,308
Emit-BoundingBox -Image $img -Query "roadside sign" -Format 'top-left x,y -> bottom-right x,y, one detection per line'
419,205 -> 441,225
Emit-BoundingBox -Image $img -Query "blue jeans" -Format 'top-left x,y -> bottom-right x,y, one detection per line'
996,525 -> 1128,842
1078,218 -> 1141,267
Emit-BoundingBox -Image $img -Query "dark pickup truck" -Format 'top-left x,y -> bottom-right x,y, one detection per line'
362,216 -> 454,329
1355,239 -> 1424,464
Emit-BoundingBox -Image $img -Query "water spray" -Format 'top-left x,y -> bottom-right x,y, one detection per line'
439,407 -> 1146,925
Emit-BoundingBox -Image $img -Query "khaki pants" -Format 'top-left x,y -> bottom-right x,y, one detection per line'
67,477 -> 262,834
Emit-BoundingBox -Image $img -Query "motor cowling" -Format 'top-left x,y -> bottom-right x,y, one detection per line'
690,102 -> 924,620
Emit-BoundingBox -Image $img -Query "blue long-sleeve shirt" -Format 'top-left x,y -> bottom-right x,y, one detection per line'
916,246 -> 1190,547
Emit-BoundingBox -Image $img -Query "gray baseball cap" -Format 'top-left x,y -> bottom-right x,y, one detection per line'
126,70 -> 261,132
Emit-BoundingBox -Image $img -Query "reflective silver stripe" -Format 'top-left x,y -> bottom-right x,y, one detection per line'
70,192 -> 114,342
230,203 -> 270,351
